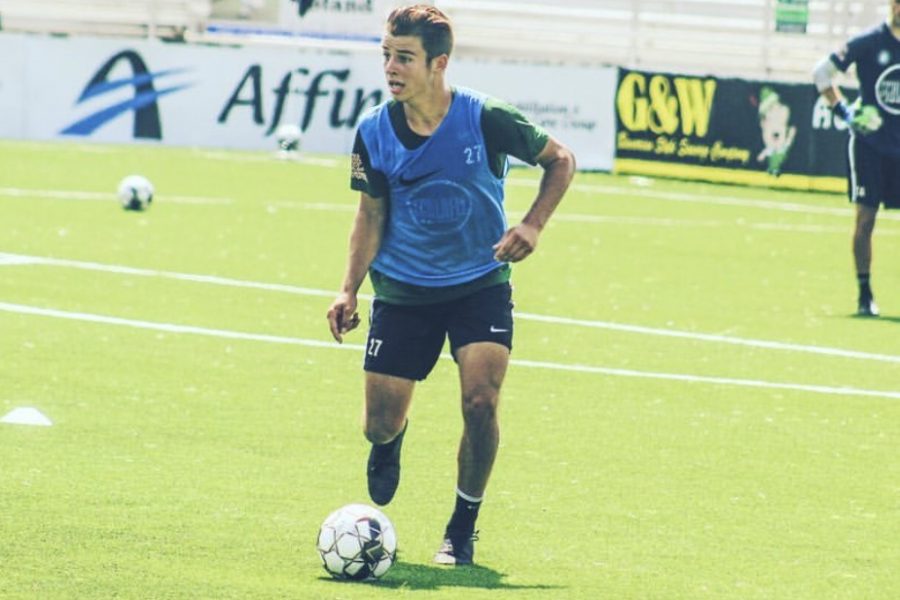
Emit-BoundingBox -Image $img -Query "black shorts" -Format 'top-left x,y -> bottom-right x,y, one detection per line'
847,137 -> 900,209
363,282 -> 514,381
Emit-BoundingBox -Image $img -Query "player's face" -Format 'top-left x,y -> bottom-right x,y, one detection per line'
892,0 -> 900,27
382,34 -> 439,102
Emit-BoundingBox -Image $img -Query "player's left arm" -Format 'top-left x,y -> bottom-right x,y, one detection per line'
812,35 -> 882,134
494,136 -> 575,263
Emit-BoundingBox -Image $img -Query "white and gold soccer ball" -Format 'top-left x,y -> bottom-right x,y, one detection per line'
117,175 -> 154,211
316,503 -> 397,581
275,123 -> 302,153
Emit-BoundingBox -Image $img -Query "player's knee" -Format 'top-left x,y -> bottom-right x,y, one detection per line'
855,220 -> 876,239
856,207 -> 877,229
364,416 -> 404,444
461,388 -> 499,424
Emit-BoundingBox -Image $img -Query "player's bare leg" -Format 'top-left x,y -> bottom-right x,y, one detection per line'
435,342 -> 509,565
455,342 -> 508,496
853,204 -> 879,316
364,372 -> 414,506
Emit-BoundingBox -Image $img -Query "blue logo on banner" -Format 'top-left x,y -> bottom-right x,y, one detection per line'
61,50 -> 192,139
292,0 -> 314,17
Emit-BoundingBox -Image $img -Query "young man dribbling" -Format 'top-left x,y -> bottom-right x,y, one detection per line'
327,4 -> 575,565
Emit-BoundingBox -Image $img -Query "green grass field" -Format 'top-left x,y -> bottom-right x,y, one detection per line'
1,139 -> 898,599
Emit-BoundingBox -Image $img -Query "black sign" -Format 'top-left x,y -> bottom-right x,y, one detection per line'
614,67 -> 852,191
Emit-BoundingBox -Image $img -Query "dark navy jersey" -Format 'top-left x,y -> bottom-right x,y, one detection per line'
831,23 -> 900,157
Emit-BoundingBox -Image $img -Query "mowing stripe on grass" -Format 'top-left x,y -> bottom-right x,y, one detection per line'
1,301 -> 897,400
5,185 -> 900,233
507,178 -> 900,222
251,200 -> 900,234
3,251 -> 898,365
0,187 -> 233,205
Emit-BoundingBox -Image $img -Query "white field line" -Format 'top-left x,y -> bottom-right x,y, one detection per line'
515,312 -> 900,364
0,253 -> 338,299
1,301 -> 898,401
0,301 -> 360,351
3,251 -> 899,365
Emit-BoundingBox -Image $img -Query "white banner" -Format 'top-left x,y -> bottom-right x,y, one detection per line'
0,33 -> 615,169
0,36 -> 27,137
453,61 -> 616,171
276,0 -> 392,41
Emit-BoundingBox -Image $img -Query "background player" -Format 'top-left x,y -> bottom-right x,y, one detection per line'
813,0 -> 900,316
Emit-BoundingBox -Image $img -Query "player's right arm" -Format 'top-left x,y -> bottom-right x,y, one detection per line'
327,130 -> 389,343
327,191 -> 386,343
813,39 -> 883,135
813,54 -> 847,115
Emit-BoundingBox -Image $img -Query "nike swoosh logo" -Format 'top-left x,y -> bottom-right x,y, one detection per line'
490,326 -> 509,333
398,169 -> 441,186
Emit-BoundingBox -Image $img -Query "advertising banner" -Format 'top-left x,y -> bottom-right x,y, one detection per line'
0,37 -> 26,138
454,61 -> 617,171
0,33 -> 383,154
0,33 -> 615,169
276,0 -> 389,41
614,67 -> 850,192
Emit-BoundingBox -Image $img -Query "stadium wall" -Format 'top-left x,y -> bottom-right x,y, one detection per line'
613,68 -> 850,193
0,32 -> 615,169
0,31 -> 851,191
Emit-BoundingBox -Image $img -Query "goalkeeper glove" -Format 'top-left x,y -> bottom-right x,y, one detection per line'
833,100 -> 883,135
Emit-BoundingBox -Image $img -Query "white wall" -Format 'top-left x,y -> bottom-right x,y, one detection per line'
0,32 -> 617,169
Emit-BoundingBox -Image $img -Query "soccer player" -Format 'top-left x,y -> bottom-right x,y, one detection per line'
326,5 -> 575,565
813,0 -> 900,317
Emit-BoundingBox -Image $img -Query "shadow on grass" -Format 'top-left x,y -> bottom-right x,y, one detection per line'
870,315 -> 900,324
845,312 -> 900,323
318,562 -> 564,591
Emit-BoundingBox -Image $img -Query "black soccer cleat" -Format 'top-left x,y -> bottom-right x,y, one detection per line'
433,530 -> 478,566
366,420 -> 407,506
857,295 -> 880,317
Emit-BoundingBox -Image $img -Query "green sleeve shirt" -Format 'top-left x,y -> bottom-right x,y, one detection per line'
350,92 -> 550,198
348,91 -> 550,304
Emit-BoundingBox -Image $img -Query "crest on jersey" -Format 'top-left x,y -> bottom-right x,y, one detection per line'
877,50 -> 891,66
875,65 -> 900,115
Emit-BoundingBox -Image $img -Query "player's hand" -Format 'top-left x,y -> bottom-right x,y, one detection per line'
493,223 -> 540,263
835,100 -> 883,135
850,104 -> 883,135
327,292 -> 361,343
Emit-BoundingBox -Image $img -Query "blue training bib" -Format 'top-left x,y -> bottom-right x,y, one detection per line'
358,87 -> 508,287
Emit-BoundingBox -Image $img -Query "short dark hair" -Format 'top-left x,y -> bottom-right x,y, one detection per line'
386,5 -> 454,62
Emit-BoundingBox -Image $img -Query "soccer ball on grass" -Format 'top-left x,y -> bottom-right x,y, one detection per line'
316,503 -> 397,580
117,174 -> 154,211
275,123 -> 302,153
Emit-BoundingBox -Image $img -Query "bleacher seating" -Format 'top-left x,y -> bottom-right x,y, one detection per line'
437,0 -> 885,83
0,0 -> 889,83
0,0 -> 211,39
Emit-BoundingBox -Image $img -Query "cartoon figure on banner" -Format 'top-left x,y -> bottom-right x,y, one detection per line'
756,86 -> 796,176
